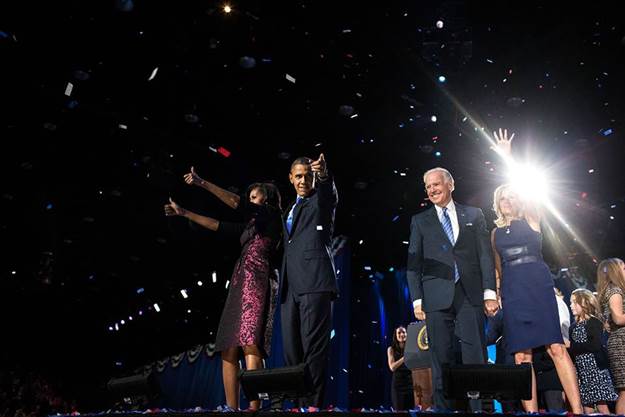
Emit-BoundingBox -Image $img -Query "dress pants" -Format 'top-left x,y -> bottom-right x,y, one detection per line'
281,289 -> 333,408
425,282 -> 487,411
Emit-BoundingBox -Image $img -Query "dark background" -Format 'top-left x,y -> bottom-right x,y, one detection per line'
1,0 -> 624,410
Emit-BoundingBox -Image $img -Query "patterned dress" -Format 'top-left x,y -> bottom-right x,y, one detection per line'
214,201 -> 281,356
601,285 -> 625,389
569,318 -> 617,406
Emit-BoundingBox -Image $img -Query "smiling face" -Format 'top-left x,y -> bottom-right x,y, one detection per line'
395,326 -> 407,343
424,171 -> 453,207
498,188 -> 522,219
289,163 -> 314,197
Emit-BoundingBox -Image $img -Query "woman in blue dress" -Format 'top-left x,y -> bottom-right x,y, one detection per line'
490,129 -> 582,413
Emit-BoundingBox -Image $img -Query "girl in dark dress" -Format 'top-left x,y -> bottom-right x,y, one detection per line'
387,326 -> 414,411
165,168 -> 282,410
569,289 -> 617,413
490,129 -> 582,413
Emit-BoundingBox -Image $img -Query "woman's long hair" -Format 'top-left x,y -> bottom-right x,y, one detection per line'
597,258 -> 625,306
391,326 -> 407,356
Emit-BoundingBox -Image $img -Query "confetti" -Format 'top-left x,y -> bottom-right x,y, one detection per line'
285,74 -> 296,83
64,82 -> 73,96
148,67 -> 159,81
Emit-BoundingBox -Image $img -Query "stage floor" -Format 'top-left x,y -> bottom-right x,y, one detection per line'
58,411 -> 590,417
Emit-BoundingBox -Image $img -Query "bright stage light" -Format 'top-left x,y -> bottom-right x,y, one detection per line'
223,4 -> 232,13
506,162 -> 549,203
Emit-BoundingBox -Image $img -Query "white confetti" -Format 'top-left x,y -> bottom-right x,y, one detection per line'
285,73 -> 296,83
118,124 -> 128,130
316,225 -> 323,230
148,67 -> 159,81
64,82 -> 73,96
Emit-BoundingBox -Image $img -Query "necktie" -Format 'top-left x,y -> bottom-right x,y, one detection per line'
286,196 -> 302,234
442,207 -> 460,283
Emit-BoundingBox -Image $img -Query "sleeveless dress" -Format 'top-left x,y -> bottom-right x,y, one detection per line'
391,348 -> 414,410
494,219 -> 563,354
214,201 -> 281,356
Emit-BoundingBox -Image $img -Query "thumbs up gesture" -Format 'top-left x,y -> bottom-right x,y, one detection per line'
164,197 -> 186,217
311,153 -> 328,179
184,166 -> 204,186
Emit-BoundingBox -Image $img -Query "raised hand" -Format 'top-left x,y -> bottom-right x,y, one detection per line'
184,166 -> 204,186
310,153 -> 328,177
493,128 -> 515,156
164,197 -> 186,217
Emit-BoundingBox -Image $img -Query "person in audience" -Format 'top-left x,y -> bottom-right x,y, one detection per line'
598,258 -> 625,414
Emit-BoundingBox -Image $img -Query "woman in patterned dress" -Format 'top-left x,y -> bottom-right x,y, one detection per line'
165,168 -> 282,410
569,289 -> 617,413
598,258 -> 625,414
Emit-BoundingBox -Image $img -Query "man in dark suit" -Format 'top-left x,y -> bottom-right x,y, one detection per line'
407,167 -> 498,411
280,154 -> 338,408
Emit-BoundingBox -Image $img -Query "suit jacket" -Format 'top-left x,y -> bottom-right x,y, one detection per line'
406,203 -> 495,312
280,175 -> 339,298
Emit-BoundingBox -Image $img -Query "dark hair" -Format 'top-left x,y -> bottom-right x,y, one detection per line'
390,326 -> 407,355
290,157 -> 312,171
247,182 -> 282,212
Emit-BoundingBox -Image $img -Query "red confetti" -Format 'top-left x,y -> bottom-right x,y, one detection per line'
217,146 -> 231,158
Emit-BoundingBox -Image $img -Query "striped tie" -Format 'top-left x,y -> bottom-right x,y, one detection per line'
442,207 -> 460,283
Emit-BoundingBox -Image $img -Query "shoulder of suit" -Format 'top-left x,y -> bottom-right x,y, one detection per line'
413,207 -> 434,220
456,203 -> 482,213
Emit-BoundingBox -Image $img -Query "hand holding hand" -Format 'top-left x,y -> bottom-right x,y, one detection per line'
484,299 -> 500,317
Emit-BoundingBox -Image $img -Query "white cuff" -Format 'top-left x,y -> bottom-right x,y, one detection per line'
484,289 -> 497,301
412,299 -> 422,308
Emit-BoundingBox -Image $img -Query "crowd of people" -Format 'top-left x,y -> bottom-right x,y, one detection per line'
0,369 -> 76,417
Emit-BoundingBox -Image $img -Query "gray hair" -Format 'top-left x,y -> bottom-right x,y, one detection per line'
423,167 -> 454,185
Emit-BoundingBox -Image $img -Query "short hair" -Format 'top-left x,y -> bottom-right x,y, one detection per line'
423,167 -> 454,186
290,157 -> 312,171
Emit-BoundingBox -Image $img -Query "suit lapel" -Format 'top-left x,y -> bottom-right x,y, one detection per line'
287,198 -> 309,237
455,203 -> 467,246
425,207 -> 451,244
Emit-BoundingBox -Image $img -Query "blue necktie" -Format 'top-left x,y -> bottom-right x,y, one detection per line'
286,196 -> 302,234
442,207 -> 460,283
